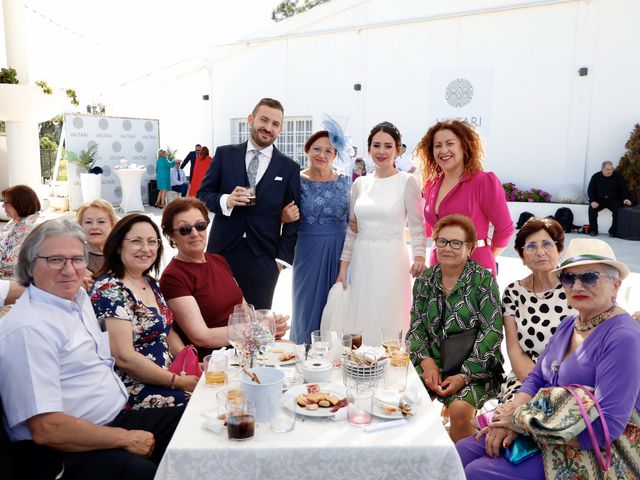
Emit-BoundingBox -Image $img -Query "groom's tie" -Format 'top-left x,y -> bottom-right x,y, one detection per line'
247,150 -> 260,188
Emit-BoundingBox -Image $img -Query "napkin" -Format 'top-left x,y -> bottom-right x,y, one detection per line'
355,345 -> 386,361
294,344 -> 306,362
363,419 -> 408,433
212,347 -> 236,360
202,419 -> 225,434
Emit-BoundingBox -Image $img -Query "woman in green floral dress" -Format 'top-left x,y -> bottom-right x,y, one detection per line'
408,214 -> 504,442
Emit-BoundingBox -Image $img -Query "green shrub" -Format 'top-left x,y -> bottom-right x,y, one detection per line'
617,124 -> 640,204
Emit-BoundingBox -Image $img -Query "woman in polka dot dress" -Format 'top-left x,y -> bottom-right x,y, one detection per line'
499,218 -> 574,403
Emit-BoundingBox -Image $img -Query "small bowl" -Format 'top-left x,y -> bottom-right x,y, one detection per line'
301,360 -> 333,383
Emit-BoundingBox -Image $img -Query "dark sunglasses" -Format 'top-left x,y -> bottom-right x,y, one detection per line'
173,221 -> 208,236
558,270 -> 608,288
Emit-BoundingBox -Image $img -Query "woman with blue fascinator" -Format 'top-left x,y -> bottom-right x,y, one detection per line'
289,117 -> 352,344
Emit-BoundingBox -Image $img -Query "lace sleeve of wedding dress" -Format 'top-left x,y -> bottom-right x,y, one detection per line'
339,179 -> 360,262
405,174 -> 427,260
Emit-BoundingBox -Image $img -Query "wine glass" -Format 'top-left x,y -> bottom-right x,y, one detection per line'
254,309 -> 276,362
233,303 -> 256,321
228,313 -> 251,363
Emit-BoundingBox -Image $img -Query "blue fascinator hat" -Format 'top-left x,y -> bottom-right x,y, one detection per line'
321,114 -> 353,175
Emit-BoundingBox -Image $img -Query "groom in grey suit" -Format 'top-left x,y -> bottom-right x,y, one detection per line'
197,98 -> 301,309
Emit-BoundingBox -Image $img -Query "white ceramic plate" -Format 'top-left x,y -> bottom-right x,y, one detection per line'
369,400 -> 415,420
369,402 -> 403,420
283,383 -> 346,418
266,341 -> 297,365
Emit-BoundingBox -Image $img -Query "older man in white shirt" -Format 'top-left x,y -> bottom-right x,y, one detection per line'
0,219 -> 183,480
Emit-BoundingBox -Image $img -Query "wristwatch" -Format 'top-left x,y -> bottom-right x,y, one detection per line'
460,374 -> 471,386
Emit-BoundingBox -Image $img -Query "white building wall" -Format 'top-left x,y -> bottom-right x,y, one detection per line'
110,0 -> 639,201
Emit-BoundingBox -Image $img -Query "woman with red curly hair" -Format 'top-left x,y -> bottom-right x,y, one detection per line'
415,120 -> 514,275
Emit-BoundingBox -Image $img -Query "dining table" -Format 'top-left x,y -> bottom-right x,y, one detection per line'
155,360 -> 465,480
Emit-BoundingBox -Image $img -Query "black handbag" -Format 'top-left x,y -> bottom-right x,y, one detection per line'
440,326 -> 479,376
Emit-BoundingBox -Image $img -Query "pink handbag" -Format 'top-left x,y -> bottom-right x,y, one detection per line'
168,345 -> 202,377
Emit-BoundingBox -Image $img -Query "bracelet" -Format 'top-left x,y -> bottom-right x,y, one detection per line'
460,374 -> 471,386
167,373 -> 177,389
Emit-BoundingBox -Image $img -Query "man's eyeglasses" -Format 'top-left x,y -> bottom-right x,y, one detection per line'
558,270 -> 610,288
434,238 -> 468,250
523,240 -> 557,253
310,146 -> 336,158
37,256 -> 87,270
125,238 -> 160,249
172,221 -> 209,236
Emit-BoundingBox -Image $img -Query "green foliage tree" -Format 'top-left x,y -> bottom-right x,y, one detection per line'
0,67 -> 19,84
272,0 -> 330,22
39,133 -> 58,150
617,123 -> 640,204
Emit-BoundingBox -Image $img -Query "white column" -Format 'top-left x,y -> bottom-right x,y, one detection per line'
3,0 -> 30,83
5,122 -> 42,186
2,0 -> 43,188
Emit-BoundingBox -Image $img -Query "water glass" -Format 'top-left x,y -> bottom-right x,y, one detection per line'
381,328 -> 404,352
216,388 -> 244,420
206,353 -> 227,385
310,330 -> 331,360
347,386 -> 373,427
227,400 -> 256,441
341,334 -> 353,360
384,351 -> 409,392
269,395 -> 296,433
344,330 -> 363,349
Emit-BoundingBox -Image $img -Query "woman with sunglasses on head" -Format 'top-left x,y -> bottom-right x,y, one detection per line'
457,238 -> 640,480
498,217 -> 574,404
408,214 -> 504,442
160,198 -> 288,360
90,214 -> 198,409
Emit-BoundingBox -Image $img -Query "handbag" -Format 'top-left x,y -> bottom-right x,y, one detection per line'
504,435 -> 540,465
168,345 -> 202,377
440,326 -> 479,375
513,384 -> 640,479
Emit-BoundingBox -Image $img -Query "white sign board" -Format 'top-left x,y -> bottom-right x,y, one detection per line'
64,114 -> 160,210
428,69 -> 493,137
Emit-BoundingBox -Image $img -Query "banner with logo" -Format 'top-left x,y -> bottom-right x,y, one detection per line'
428,69 -> 493,137
64,114 -> 160,210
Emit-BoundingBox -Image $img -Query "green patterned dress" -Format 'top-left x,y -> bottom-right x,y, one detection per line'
408,260 -> 504,408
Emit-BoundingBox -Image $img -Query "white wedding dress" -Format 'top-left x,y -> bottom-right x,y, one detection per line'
339,172 -> 426,345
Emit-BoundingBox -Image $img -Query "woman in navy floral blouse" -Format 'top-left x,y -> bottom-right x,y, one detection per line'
90,214 -> 198,409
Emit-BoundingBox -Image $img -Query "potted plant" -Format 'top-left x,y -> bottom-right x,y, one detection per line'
67,144 -> 103,203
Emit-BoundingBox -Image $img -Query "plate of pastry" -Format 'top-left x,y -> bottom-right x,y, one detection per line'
283,383 -> 346,417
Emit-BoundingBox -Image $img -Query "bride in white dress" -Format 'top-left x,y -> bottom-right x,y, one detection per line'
336,122 -> 426,345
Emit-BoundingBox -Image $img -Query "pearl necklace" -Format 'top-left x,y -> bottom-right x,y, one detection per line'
574,305 -> 616,332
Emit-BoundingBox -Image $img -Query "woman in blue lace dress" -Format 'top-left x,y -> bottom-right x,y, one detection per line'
290,130 -> 351,344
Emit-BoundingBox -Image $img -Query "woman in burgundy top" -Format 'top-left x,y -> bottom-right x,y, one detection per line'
160,198 -> 288,360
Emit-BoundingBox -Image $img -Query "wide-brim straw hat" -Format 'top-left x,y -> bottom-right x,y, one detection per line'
551,238 -> 630,280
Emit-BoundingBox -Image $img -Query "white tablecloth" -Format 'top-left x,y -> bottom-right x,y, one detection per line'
155,365 -> 465,480
115,168 -> 145,213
